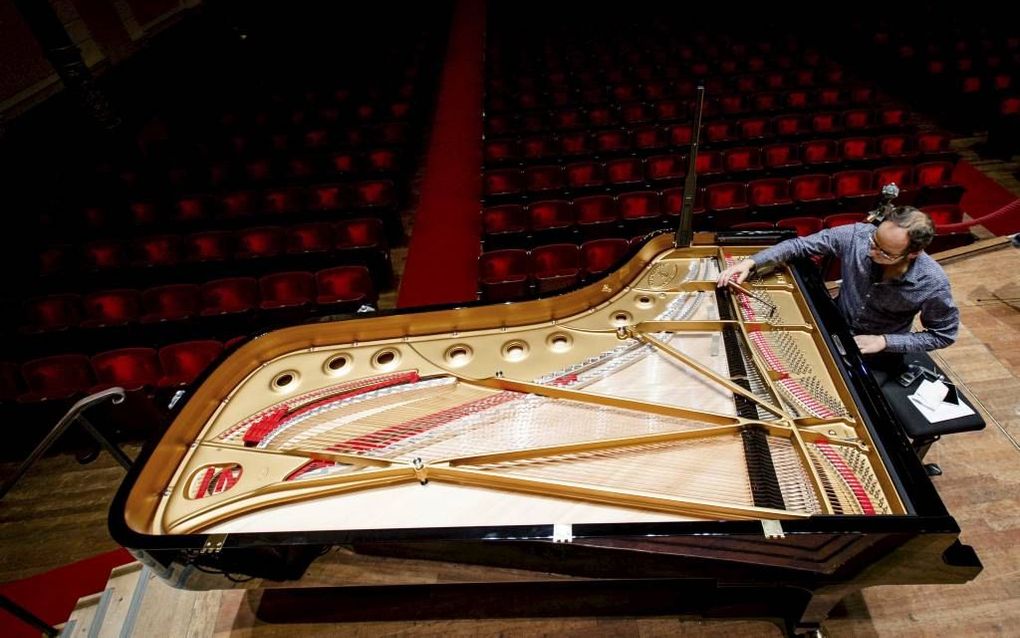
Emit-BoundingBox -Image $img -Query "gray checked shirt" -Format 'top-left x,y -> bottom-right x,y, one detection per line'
749,223 -> 959,353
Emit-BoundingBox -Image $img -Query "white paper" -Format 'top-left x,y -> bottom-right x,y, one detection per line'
907,393 -> 975,423
912,379 -> 949,410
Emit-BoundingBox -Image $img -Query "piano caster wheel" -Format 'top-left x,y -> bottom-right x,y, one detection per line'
925,463 -> 943,476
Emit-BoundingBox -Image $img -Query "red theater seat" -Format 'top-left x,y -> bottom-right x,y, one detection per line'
530,243 -> 581,293
353,180 -> 397,209
646,154 -> 686,184
565,161 -> 606,192
606,158 -> 645,187
529,200 -> 575,241
185,230 -> 234,263
478,250 -> 530,301
308,184 -> 348,212
747,178 -> 794,217
262,187 -> 304,216
824,212 -> 866,228
921,204 -> 964,226
776,216 -> 823,237
839,137 -> 880,166
141,284 -> 200,323
705,182 -> 750,225
581,238 -> 630,277
235,226 -> 286,260
524,165 -> 566,194
19,354 -> 94,402
619,190 -> 662,232
315,266 -> 376,308
259,271 -> 316,310
878,134 -> 916,161
158,340 -> 223,387
91,348 -> 161,391
833,170 -> 880,208
763,143 -> 802,173
23,294 -> 82,332
575,195 -> 620,239
81,289 -> 141,328
723,147 -> 764,177
484,169 -> 523,199
133,235 -> 181,268
200,277 -> 259,316
83,240 -> 127,271
800,139 -> 840,168
791,174 -> 837,214
220,190 -> 260,219
482,204 -> 528,246
287,222 -> 334,255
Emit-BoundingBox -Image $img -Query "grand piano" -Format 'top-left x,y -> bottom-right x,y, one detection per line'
108,229 -> 981,637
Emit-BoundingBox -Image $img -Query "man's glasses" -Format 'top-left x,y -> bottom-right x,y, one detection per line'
869,231 -> 907,261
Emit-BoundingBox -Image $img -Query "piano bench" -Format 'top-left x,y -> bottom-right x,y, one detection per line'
872,353 -> 985,475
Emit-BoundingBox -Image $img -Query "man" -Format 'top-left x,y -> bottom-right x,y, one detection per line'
717,207 -> 958,355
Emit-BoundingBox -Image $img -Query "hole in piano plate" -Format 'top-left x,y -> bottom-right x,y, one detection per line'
635,295 -> 654,309
445,345 -> 473,367
324,353 -> 351,375
547,333 -> 572,352
502,340 -> 529,362
612,311 -> 633,326
373,349 -> 400,369
272,371 -> 300,391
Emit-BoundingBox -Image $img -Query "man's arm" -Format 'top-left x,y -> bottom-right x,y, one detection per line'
717,224 -> 857,286
882,286 -> 960,352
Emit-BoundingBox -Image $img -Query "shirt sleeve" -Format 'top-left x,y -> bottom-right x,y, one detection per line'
882,282 -> 960,353
749,224 -> 858,268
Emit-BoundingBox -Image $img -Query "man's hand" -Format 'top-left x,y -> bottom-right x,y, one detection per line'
717,259 -> 754,288
854,334 -> 887,354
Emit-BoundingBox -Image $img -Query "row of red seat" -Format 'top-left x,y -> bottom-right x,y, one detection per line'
484,123 -> 938,172
79,178 -> 398,226
0,341 -> 224,404
486,98 -> 907,138
40,218 -> 388,282
98,147 -> 406,199
487,81 -> 881,121
861,25 -> 1020,134
484,161 -> 962,212
214,97 -> 415,133
478,238 -> 635,301
489,37 -> 839,98
478,207 -> 975,302
24,266 -> 377,335
482,177 -> 965,249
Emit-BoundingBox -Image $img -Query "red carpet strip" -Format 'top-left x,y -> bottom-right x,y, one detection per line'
397,0 -> 486,308
0,548 -> 133,637
953,160 -> 1020,235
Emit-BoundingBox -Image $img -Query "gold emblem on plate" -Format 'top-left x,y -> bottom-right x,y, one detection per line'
647,263 -> 679,289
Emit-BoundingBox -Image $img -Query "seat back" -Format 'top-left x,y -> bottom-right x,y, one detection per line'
158,341 -> 223,387
314,266 -> 376,305
259,272 -> 316,307
200,277 -> 259,314
91,348 -> 161,390
141,284 -> 200,322
20,354 -> 94,401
